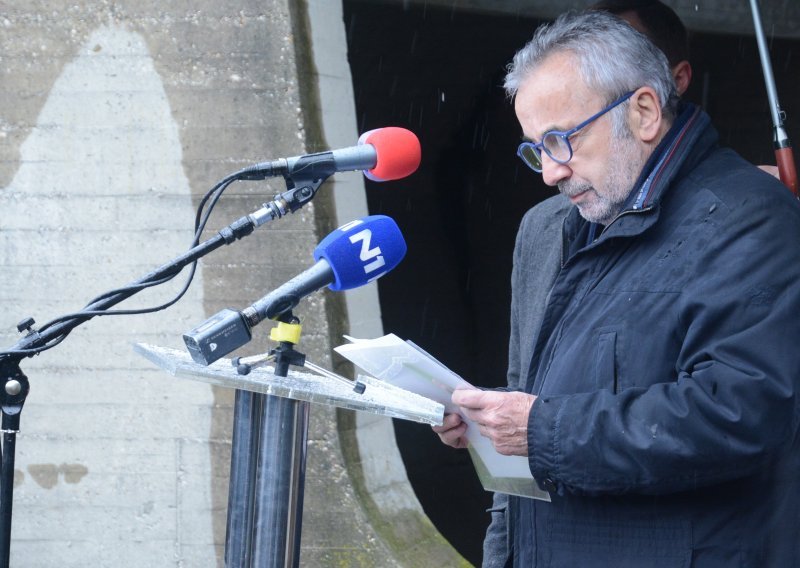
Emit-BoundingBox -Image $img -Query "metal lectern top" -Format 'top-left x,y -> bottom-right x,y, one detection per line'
133,343 -> 444,425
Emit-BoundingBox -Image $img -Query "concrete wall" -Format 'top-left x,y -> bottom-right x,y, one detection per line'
0,1 -> 459,566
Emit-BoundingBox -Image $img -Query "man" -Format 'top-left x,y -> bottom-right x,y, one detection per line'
435,9 -> 800,567
479,3 -> 695,566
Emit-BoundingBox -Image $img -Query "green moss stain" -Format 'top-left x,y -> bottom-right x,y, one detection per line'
338,410 -> 473,567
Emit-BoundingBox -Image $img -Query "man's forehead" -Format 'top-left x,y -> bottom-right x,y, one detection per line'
514,53 -> 597,137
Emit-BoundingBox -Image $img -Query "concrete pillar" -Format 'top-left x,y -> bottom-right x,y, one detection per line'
0,0 -> 468,565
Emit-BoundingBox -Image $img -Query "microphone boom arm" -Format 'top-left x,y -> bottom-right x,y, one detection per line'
0,200 -> 284,567
2,209 -> 268,359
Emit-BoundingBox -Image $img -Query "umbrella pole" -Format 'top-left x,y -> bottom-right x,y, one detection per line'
749,0 -> 798,196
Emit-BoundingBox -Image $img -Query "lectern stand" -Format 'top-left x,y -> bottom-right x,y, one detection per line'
134,343 -> 443,567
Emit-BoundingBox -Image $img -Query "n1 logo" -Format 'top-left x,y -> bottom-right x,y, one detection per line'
349,229 -> 386,277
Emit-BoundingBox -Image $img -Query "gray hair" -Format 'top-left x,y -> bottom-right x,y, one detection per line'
505,10 -> 679,131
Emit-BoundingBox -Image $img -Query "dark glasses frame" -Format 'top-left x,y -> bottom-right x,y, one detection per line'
517,90 -> 636,173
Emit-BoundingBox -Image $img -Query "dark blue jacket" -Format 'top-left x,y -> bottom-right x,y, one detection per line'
510,106 -> 800,567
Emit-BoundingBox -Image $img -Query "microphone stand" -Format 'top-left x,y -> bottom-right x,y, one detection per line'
0,171 -> 327,568
223,315 -> 366,568
225,314 -> 309,568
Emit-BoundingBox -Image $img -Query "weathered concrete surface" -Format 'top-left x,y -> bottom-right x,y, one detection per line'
0,1 -> 441,566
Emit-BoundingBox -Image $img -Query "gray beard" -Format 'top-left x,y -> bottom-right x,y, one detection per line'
559,134 -> 644,225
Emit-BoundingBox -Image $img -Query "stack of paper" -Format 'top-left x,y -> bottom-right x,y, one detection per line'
335,334 -> 550,501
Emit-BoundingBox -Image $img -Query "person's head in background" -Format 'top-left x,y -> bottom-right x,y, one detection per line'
591,0 -> 692,96
592,0 -> 782,178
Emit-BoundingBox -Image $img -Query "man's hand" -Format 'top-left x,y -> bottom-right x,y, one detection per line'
432,412 -> 469,449
454,389 -> 536,456
758,164 -> 780,179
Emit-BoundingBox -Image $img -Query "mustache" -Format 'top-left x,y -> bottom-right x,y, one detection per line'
558,179 -> 593,197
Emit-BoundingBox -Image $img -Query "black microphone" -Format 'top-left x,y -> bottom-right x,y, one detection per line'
237,127 -> 421,182
183,215 -> 407,365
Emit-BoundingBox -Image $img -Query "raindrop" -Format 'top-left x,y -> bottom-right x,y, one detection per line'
347,14 -> 357,43
420,297 -> 430,336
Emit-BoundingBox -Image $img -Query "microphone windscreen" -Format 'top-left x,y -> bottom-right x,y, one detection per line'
313,215 -> 407,291
358,127 -> 421,182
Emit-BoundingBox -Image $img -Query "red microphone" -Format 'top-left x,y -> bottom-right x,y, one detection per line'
239,127 -> 421,182
358,127 -> 421,182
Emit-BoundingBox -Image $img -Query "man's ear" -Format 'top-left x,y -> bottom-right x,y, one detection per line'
672,60 -> 692,96
630,87 -> 663,143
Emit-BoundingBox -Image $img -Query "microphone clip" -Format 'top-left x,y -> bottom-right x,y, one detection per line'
279,176 -> 324,214
265,317 -> 306,378
230,313 -> 365,393
233,315 -> 304,378
249,176 -> 325,227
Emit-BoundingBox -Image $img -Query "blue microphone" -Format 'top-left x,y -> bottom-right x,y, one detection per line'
183,215 -> 406,365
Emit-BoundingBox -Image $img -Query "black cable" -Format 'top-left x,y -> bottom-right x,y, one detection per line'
1,168 -> 255,359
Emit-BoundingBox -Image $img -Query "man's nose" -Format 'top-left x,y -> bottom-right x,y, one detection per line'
540,153 -> 572,186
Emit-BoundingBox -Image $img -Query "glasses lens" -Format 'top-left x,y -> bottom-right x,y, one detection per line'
518,143 -> 542,172
542,132 -> 571,163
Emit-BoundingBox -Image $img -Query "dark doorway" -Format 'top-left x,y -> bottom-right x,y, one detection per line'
343,3 -> 549,563
343,1 -> 800,565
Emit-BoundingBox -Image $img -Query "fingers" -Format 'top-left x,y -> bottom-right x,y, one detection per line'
432,413 -> 469,449
431,412 -> 463,433
432,391 -> 537,456
757,164 -> 780,179
452,387 -> 489,409
452,391 -> 536,457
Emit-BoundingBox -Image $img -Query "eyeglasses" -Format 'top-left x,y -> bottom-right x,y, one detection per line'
516,90 -> 635,173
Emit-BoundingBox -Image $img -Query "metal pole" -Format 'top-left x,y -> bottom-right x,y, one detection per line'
749,0 -> 798,195
0,429 -> 18,568
251,396 -> 309,568
224,387 -> 310,568
224,390 -> 264,567
0,364 -> 29,568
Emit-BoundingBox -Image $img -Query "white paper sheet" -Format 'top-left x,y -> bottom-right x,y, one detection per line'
335,334 -> 550,501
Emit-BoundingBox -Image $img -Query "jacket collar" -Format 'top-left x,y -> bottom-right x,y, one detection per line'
562,103 -> 718,258
626,102 -> 714,211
